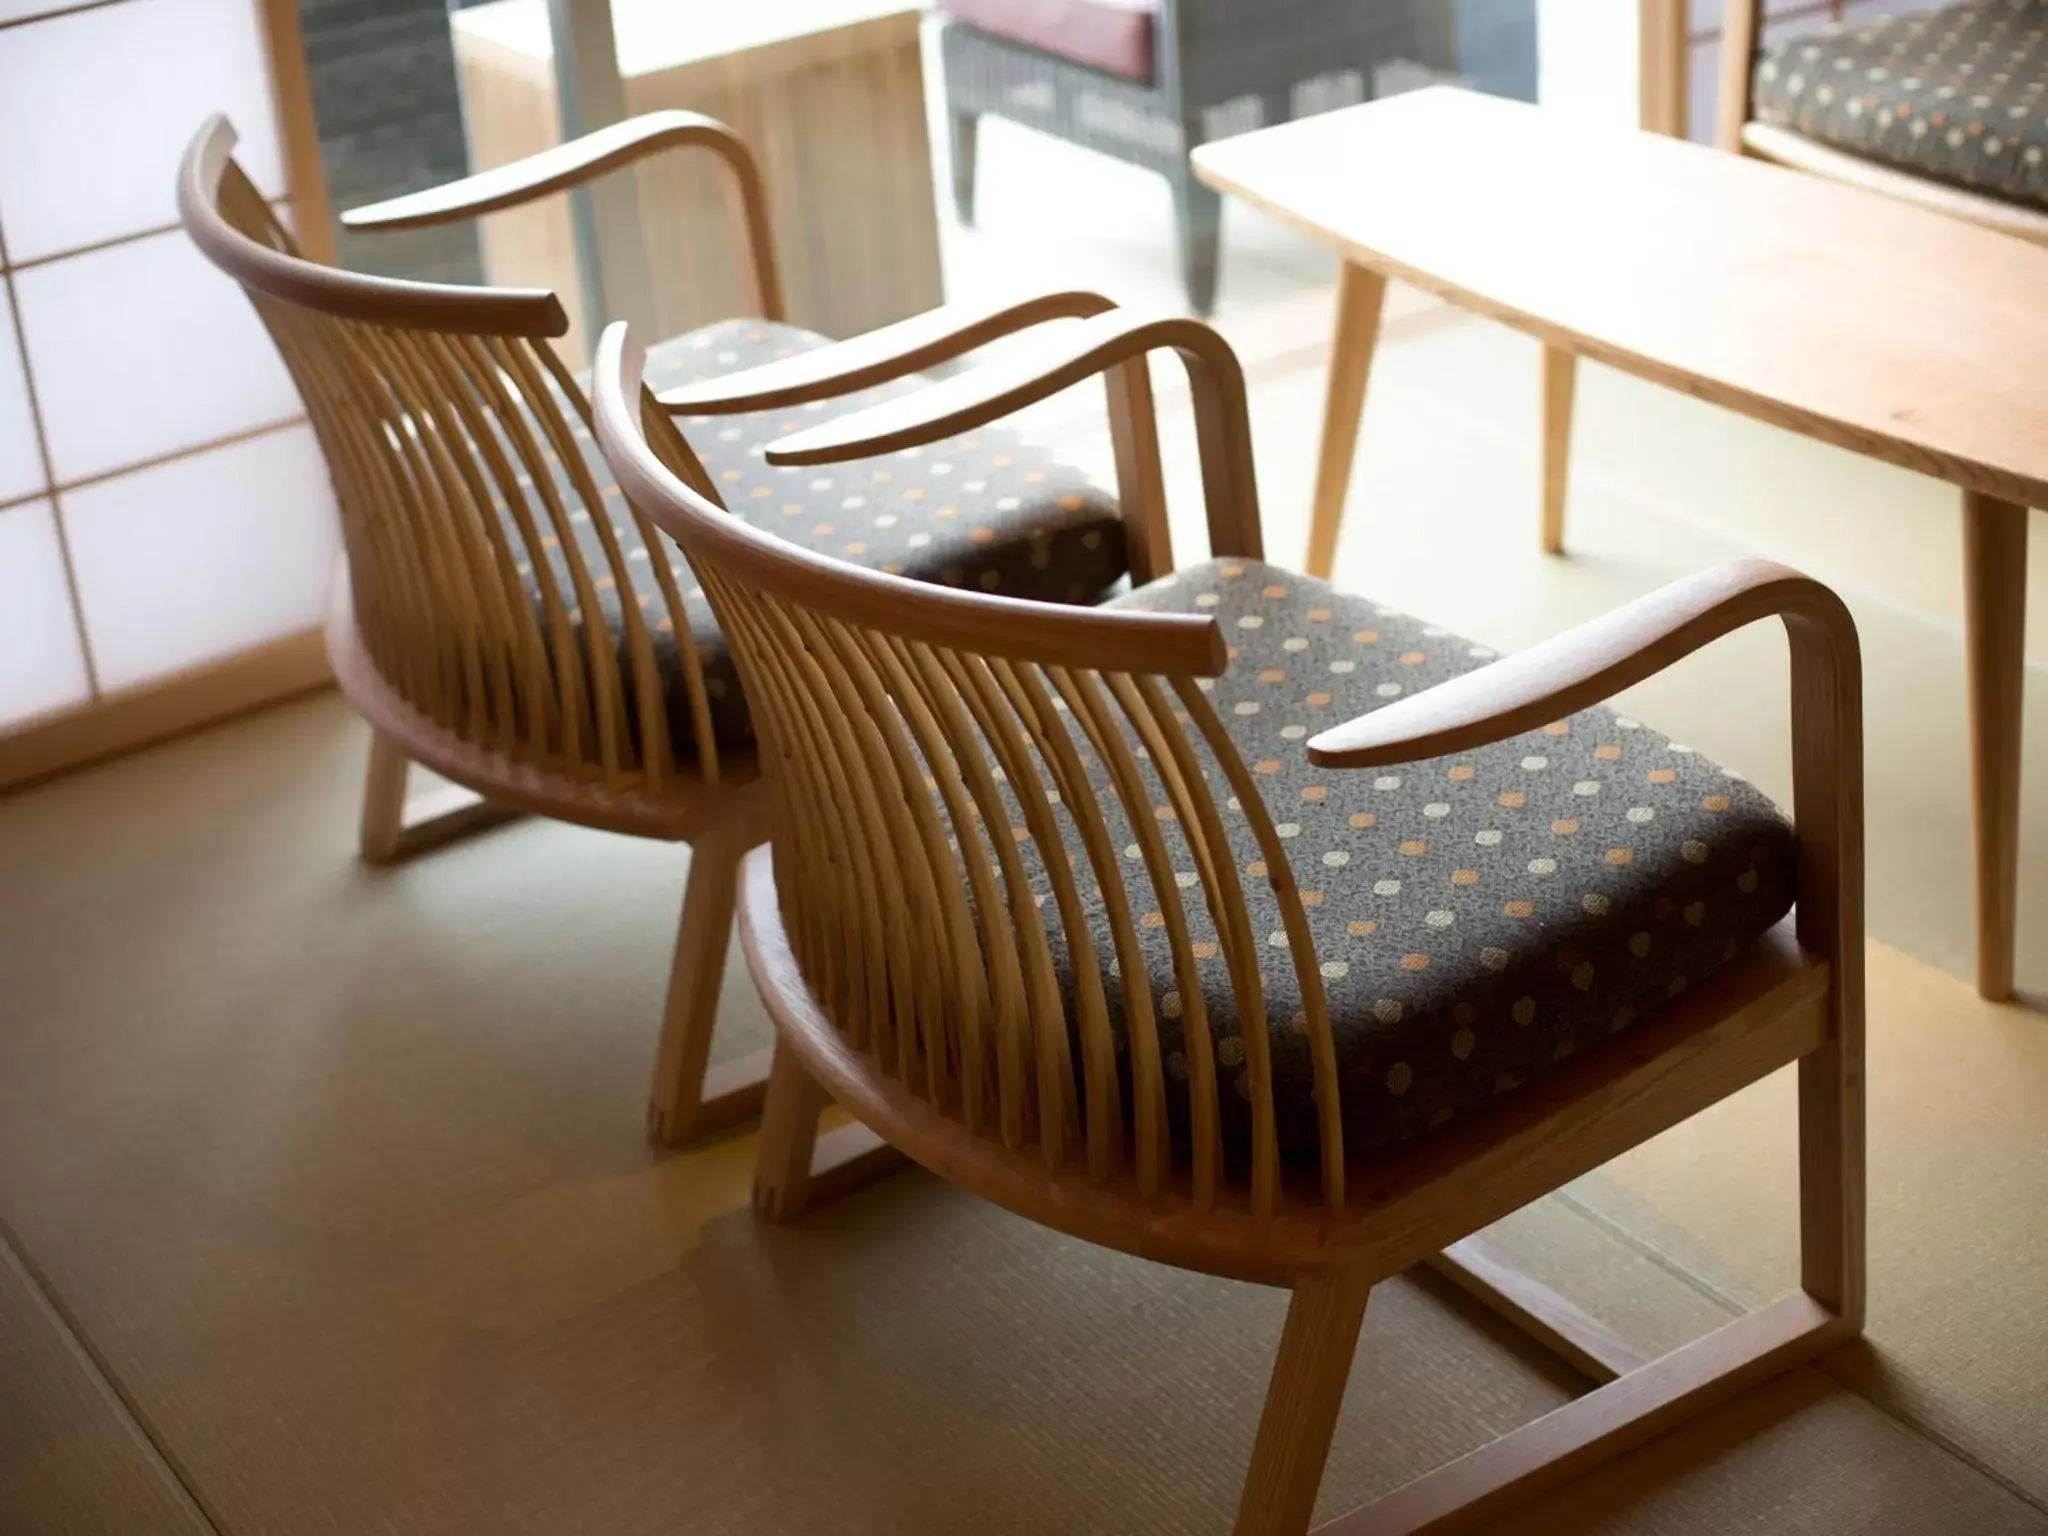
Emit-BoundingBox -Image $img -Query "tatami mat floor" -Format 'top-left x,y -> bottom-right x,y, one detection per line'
4,110 -> 2047,1534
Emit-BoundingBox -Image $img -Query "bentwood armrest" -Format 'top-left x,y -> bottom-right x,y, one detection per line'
343,111 -> 757,228
342,111 -> 786,319
1306,560 -> 1857,769
657,291 -> 1118,414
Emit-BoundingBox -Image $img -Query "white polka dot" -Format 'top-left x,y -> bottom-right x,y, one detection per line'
1572,780 -> 1600,797
1422,802 -> 1450,819
1268,930 -> 1290,948
1329,660 -> 1355,674
1123,843 -> 1142,860
1374,683 -> 1402,698
1528,857 -> 1557,875
1475,829 -> 1503,846
1425,909 -> 1454,929
996,496 -> 1020,511
1283,637 -> 1309,652
929,462 -> 952,475
841,496 -> 866,510
1373,878 -> 1401,896
963,479 -> 986,492
1374,775 -> 1402,790
1275,823 -> 1301,838
1320,960 -> 1349,980
1161,990 -> 1183,1019
1238,615 -> 1264,629
1280,725 -> 1307,740
1233,701 -> 1261,716
1323,850 -> 1350,867
717,426 -> 743,442
1627,807 -> 1654,824
1175,871 -> 1200,888
908,533 -> 931,548
1195,593 -> 1221,607
1521,756 -> 1548,771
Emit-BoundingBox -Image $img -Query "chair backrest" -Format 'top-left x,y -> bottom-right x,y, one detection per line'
177,115 -> 727,799
591,321 -> 1351,1222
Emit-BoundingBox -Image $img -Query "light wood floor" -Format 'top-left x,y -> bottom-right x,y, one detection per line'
4,108 -> 2046,1535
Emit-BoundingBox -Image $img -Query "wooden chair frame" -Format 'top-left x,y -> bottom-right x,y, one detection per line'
592,310 -> 1866,1535
179,110 -> 1118,1151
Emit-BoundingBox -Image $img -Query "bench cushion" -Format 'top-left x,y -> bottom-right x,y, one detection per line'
539,318 -> 1125,755
1752,0 -> 2048,212
1029,559 -> 1798,1160
939,0 -> 1158,83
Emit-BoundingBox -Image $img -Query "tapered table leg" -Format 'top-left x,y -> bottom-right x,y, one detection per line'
1304,261 -> 1387,580
1962,490 -> 2028,1001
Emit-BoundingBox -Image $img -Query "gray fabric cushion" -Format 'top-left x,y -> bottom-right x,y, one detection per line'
1019,559 -> 1797,1162
1752,0 -> 2048,210
538,318 -> 1125,754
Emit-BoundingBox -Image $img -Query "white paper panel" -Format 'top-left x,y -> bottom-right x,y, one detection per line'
0,0 -> 284,264
64,427 -> 338,691
0,292 -> 44,504
14,229 -> 302,485
0,500 -> 92,728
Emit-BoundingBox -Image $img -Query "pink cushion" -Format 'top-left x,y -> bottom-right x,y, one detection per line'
941,0 -> 1158,84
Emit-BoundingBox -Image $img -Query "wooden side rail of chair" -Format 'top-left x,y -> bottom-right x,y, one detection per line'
656,290 -> 1119,414
341,109 -> 787,321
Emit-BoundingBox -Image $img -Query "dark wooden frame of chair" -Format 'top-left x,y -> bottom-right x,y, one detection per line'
592,308 -> 1866,1536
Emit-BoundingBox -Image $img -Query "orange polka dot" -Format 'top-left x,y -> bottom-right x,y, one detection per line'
783,504 -> 804,516
1544,721 -> 1570,736
1010,826 -> 1030,842
1154,805 -> 1177,821
1139,911 -> 1165,928
1551,819 -> 1579,835
871,470 -> 892,483
1347,920 -> 1377,937
1254,759 -> 1281,775
1257,667 -> 1286,684
1301,786 -> 1328,802
843,541 -> 868,555
1401,953 -> 1429,971
1058,494 -> 1085,511
1399,651 -> 1426,666
1606,848 -> 1633,865
1649,769 -> 1678,783
1448,765 -> 1475,781
991,454 -> 1013,467
749,484 -> 773,499
1299,890 -> 1325,907
934,505 -> 959,519
811,523 -> 836,536
1595,745 -> 1622,760
1348,812 -> 1376,829
1262,584 -> 1288,598
1498,792 -> 1526,808
1246,860 -> 1268,878
1353,629 -> 1379,644
1023,470 -> 1044,483
720,468 -> 742,482
1306,608 -> 1332,622
1451,868 -> 1478,886
1702,794 -> 1730,812
1192,941 -> 1221,958
1400,839 -> 1427,856
1505,900 -> 1534,918
1306,691 -> 1332,707
968,527 -> 994,544
902,487 -> 926,502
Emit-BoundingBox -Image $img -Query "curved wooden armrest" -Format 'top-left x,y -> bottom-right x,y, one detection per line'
657,291 -> 1118,414
1306,560 -> 1856,769
767,310 -> 1264,562
344,111 -> 751,228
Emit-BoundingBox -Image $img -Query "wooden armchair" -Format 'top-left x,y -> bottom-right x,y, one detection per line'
593,311 -> 1865,1534
1718,0 -> 2048,246
178,111 -> 1132,1150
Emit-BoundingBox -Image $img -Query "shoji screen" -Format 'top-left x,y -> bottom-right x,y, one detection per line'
0,0 -> 338,787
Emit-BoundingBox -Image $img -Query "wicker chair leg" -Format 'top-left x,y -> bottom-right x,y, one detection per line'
949,110 -> 980,226
1172,170 -> 1224,316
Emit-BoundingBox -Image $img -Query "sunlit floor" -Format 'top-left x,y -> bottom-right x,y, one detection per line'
4,111 -> 2047,1534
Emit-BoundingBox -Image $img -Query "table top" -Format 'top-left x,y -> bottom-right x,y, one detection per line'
453,0 -> 917,77
1194,88 -> 2048,508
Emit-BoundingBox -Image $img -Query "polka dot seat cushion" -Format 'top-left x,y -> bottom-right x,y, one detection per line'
537,318 -> 1126,753
1025,559 -> 1798,1161
1752,0 -> 2048,211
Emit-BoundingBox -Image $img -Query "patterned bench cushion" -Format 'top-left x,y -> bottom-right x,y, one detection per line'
1020,559 -> 1798,1161
1752,0 -> 2048,211
938,0 -> 1158,83
539,318 -> 1126,755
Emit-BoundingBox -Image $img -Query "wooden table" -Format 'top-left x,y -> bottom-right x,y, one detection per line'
1193,87 -> 2048,1001
452,0 -> 942,365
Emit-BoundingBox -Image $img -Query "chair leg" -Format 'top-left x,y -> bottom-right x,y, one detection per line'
359,730 -> 410,863
646,825 -> 756,1145
356,729 -> 519,866
1171,171 -> 1224,317
1541,346 -> 1576,556
1233,1268 -> 1374,1536
753,1038 -> 830,1221
949,110 -> 979,226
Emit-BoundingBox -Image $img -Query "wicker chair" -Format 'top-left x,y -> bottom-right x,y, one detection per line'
937,0 -> 1538,314
592,311 -> 1866,1535
178,111 -> 1132,1153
